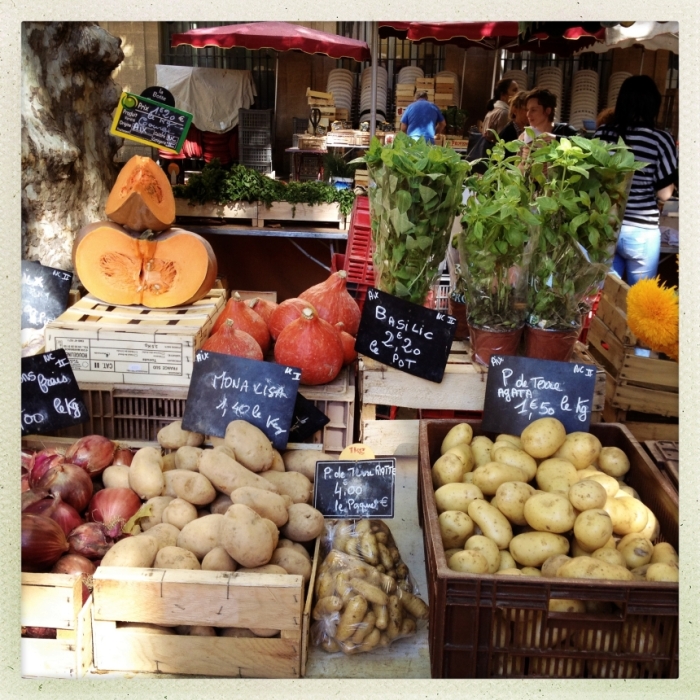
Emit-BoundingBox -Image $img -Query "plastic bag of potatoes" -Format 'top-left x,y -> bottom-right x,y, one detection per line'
310,519 -> 429,655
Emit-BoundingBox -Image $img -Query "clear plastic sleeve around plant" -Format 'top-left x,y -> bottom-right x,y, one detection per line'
310,519 -> 429,655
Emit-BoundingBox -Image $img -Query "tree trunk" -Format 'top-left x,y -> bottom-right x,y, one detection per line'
22,22 -> 124,271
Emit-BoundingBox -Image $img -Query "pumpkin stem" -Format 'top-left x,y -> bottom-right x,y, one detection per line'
139,229 -> 156,240
301,307 -> 315,320
233,291 -> 242,302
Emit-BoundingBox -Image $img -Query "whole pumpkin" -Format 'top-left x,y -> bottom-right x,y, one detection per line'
202,319 -> 263,361
268,298 -> 314,341
299,270 -> 361,336
211,292 -> 271,354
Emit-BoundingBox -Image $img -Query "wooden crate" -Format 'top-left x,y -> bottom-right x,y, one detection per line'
44,289 -> 226,387
256,201 -> 347,230
91,539 -> 319,678
645,439 -> 679,490
175,199 -> 258,223
21,573 -> 93,679
359,341 -> 604,456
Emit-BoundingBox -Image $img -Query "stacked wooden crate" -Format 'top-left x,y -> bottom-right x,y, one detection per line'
415,77 -> 435,102
306,88 -> 335,132
586,273 -> 679,441
434,75 -> 457,108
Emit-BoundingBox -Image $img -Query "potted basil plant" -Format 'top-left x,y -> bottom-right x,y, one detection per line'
522,133 -> 643,361
457,138 -> 538,365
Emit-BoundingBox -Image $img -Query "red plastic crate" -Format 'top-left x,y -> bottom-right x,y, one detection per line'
343,195 -> 374,289
579,292 -> 602,344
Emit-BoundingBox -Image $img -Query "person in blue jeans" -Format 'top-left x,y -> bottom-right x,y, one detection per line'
594,75 -> 678,284
400,90 -> 446,145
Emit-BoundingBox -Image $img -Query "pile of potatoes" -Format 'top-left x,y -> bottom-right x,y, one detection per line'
99,419 -> 336,638
432,418 -> 679,584
311,519 -> 429,655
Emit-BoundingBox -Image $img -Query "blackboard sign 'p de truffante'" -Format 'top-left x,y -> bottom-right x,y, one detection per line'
313,459 -> 396,519
21,349 -> 89,436
181,351 -> 301,451
354,287 -> 457,383
481,354 -> 597,435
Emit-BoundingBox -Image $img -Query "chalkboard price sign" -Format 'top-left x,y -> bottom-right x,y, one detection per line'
181,351 -> 301,450
110,91 -> 193,154
21,261 -> 72,330
313,459 -> 396,519
481,355 -> 597,435
288,393 -> 330,443
21,349 -> 89,435
354,287 -> 457,383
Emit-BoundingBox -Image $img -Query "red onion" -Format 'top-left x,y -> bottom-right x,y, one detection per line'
21,472 -> 31,493
29,449 -> 65,488
24,492 -> 84,536
21,487 -> 49,512
22,513 -> 69,569
51,553 -> 96,576
22,627 -> 57,639
87,487 -> 142,539
68,522 -> 114,559
112,447 -> 135,467
35,462 -> 93,513
21,451 -> 34,474
65,435 -> 115,476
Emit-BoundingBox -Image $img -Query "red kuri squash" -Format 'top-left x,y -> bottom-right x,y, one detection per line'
247,297 -> 278,327
268,298 -> 315,341
202,319 -> 263,360
336,322 -> 358,365
211,292 -> 271,354
299,270 -> 361,336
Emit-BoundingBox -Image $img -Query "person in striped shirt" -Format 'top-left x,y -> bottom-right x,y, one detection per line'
594,75 -> 678,284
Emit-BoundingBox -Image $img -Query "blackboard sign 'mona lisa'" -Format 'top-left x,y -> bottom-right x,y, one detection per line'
21,349 -> 89,436
110,91 -> 193,154
181,350 -> 301,451
481,354 -> 598,435
354,287 -> 457,383
313,459 -> 396,519
21,260 -> 72,330
288,393 -> 330,443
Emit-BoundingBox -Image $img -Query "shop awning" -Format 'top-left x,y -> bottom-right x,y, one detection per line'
378,21 -> 519,49
171,21 -> 371,63
577,21 -> 679,54
504,23 -> 606,55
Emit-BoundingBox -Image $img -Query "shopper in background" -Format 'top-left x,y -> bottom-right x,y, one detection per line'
595,106 -> 615,129
594,75 -> 679,284
498,90 -> 530,142
400,90 -> 446,145
481,79 -> 519,137
522,88 -> 577,142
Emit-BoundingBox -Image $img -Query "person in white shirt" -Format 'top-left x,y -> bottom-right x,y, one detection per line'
481,79 -> 519,138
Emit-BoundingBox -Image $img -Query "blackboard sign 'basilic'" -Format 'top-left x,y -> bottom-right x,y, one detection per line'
354,133 -> 470,306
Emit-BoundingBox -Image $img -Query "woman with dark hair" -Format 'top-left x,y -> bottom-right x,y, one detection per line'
522,88 -> 577,142
498,90 -> 530,142
594,75 -> 678,284
481,78 -> 519,139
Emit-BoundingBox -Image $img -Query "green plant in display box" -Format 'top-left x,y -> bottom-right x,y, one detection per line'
523,133 -> 643,331
457,138 -> 537,330
355,133 -> 470,305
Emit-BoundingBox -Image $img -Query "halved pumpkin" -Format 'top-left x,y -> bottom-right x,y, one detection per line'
73,221 -> 218,308
105,156 -> 175,232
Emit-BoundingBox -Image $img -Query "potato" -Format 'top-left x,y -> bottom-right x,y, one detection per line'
154,545 -> 201,570
586,472 -> 620,498
646,563 -> 679,582
495,568 -> 523,576
281,503 -> 324,542
650,542 -> 678,566
464,535 -> 500,574
201,545 -> 237,571
440,423 -> 473,453
520,567 -> 542,576
557,556 -> 634,581
313,596 -> 343,620
520,418 -> 566,459
157,420 -> 204,449
617,534 -> 653,569
444,548 -> 462,561
568,480 -> 607,511
262,518 -> 279,551
471,436 -> 494,467
536,458 -> 578,493
431,452 -> 466,488
448,549 -> 489,573
224,420 -> 274,473
102,535 -> 159,567
553,432 -> 602,470
102,465 -> 131,490
209,492 -> 233,515
176,513 -> 225,560
492,482 -> 536,526
573,509 -> 613,552
117,623 -> 175,635
351,609 -> 377,644
462,473 -> 474,484
540,554 -> 572,577
349,577 -> 389,606
444,444 -> 475,473
174,446 -> 203,472
496,433 -> 522,449
221,504 -> 276,568
129,447 -> 165,499
438,511 -> 474,549
509,532 -> 569,567
230,486 -> 289,527
591,547 -> 627,568
336,595 -> 369,642
270,548 -> 312,583
467,499 -> 513,549
162,498 -> 198,530
282,450 -> 335,482
161,452 -> 177,472
576,466 -> 600,480
524,492 -> 576,534
597,446 -> 630,478
220,628 -> 257,638
238,564 -> 288,575
199,449 -> 279,495
471,461 -> 529,496
143,523 -> 180,549
618,498 -> 649,535
277,539 -> 312,561
434,482 -> 484,514
638,505 -> 660,541
212,443 -> 236,459
139,496 -> 175,531
163,469 -> 216,506
260,471 -> 312,504
492,445 -> 537,481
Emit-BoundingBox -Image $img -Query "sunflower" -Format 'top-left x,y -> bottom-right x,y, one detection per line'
626,277 -> 679,359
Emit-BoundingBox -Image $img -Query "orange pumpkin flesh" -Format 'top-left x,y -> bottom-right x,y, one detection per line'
73,222 -> 218,308
105,156 -> 176,232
